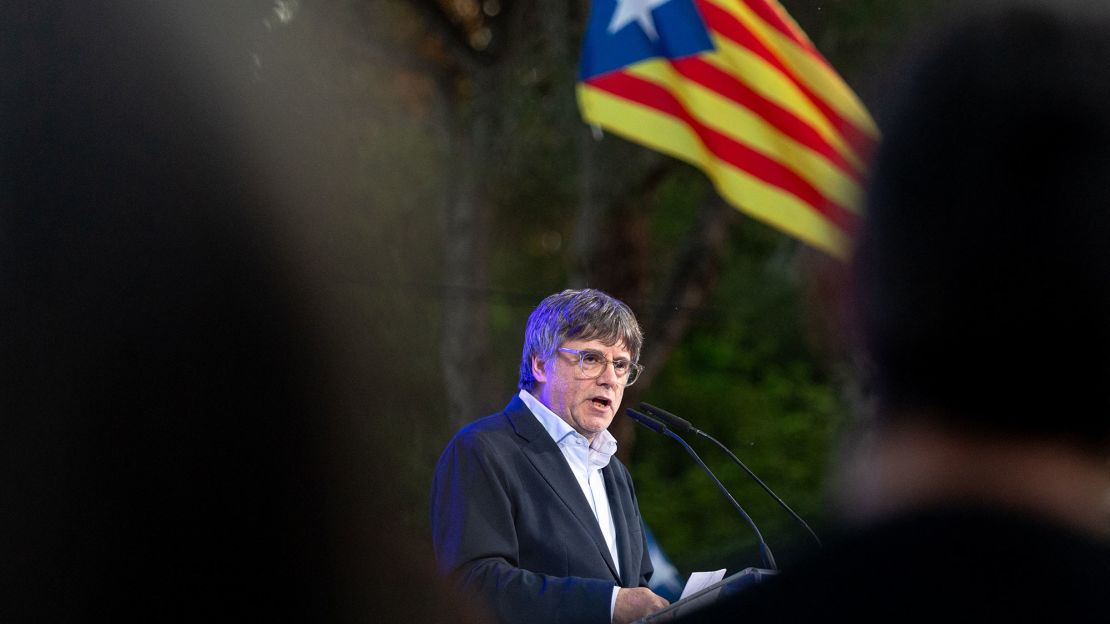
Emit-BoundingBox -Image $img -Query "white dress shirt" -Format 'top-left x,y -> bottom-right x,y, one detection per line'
519,389 -> 623,620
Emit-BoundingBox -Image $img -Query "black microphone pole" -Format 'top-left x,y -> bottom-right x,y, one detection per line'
640,402 -> 822,547
626,408 -> 778,571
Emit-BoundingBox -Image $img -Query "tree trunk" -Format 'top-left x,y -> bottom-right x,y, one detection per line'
441,73 -> 497,430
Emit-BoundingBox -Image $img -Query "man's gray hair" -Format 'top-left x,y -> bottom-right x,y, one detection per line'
518,288 -> 643,391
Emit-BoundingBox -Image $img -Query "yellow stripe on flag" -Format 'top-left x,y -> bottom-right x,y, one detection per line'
705,0 -> 878,138
704,38 -> 867,172
626,59 -> 863,213
578,83 -> 851,258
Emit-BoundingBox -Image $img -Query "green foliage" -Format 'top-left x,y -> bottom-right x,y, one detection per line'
633,215 -> 849,573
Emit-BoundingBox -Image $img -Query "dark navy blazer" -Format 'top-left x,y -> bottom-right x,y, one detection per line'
431,395 -> 654,624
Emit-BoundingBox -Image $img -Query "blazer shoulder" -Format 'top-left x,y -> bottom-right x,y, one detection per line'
450,412 -> 508,446
443,399 -> 527,457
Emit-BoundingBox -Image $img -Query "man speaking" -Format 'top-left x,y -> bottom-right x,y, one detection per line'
432,289 -> 669,623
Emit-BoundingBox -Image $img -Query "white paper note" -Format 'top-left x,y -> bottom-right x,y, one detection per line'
679,568 -> 727,600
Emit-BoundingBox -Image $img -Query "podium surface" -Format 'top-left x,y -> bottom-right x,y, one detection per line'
636,567 -> 778,622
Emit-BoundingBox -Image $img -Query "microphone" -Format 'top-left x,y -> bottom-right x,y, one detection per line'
625,408 -> 668,434
640,403 -> 822,547
626,408 -> 778,571
638,403 -> 697,435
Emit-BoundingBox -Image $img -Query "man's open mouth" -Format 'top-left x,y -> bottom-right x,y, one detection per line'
590,397 -> 611,409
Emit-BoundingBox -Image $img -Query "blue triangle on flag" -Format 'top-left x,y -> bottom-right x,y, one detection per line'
579,0 -> 716,81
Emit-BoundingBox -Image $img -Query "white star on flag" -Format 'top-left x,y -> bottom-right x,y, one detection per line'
607,0 -> 673,41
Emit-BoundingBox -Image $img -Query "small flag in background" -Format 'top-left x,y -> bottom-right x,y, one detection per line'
577,0 -> 877,259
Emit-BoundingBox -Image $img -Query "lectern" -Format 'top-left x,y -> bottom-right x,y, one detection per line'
635,567 -> 778,622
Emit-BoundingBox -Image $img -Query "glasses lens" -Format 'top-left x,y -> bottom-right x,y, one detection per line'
567,349 -> 641,385
578,351 -> 604,376
625,365 -> 640,386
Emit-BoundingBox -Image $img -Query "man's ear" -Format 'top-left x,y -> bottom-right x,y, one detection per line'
531,355 -> 548,383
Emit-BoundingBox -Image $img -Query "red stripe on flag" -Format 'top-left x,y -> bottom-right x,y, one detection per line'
586,70 -> 858,232
743,0 -> 808,47
695,0 -> 876,158
671,56 -> 862,179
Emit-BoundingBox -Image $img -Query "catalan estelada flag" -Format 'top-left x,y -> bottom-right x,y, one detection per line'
578,0 -> 877,259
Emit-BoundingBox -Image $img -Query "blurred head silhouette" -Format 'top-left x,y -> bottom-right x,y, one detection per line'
1,2 -> 477,620
844,0 -> 1110,531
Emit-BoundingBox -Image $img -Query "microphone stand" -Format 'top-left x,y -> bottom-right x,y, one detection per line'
641,403 -> 821,547
627,409 -> 778,571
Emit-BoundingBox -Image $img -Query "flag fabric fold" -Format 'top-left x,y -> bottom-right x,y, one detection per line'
578,0 -> 877,259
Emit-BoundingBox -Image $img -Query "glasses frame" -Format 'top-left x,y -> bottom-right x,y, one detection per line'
556,347 -> 644,386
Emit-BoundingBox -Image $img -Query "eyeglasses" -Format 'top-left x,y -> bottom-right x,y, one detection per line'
557,347 -> 644,386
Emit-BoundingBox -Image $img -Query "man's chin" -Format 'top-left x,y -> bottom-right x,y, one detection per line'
583,416 -> 615,437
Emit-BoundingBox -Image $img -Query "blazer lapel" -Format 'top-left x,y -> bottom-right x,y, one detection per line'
603,463 -> 636,587
505,397 -> 621,582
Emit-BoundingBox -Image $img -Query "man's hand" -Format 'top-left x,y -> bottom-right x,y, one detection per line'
613,587 -> 669,624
